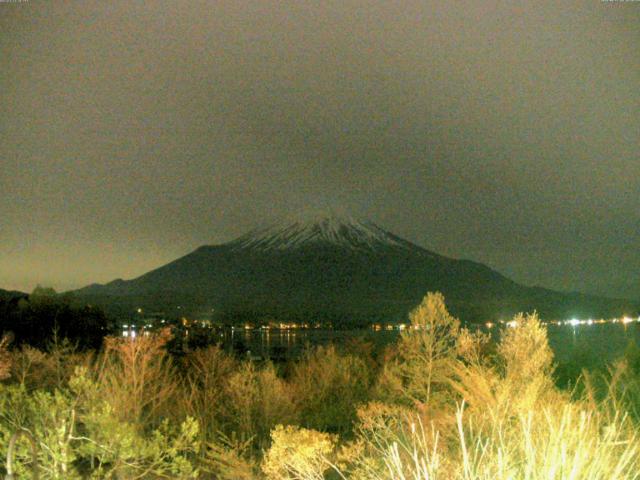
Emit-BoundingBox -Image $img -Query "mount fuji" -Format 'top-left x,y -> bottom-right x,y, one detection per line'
74,214 -> 637,324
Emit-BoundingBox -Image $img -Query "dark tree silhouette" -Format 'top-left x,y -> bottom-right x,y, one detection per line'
0,287 -> 112,350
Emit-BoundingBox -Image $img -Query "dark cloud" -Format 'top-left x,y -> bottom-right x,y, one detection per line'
1,1 -> 639,297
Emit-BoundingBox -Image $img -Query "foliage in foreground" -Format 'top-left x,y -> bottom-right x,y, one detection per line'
0,292 -> 639,479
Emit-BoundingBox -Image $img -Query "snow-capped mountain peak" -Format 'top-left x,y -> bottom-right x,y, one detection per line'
229,213 -> 417,253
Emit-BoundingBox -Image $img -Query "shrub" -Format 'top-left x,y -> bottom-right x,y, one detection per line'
0,335 -> 12,381
94,328 -> 178,427
181,345 -> 238,445
455,400 -> 640,480
223,361 -> 297,450
337,402 -> 440,479
201,432 -> 257,480
262,425 -> 337,480
290,344 -> 372,435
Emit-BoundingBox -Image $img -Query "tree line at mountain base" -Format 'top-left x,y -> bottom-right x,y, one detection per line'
0,287 -> 112,350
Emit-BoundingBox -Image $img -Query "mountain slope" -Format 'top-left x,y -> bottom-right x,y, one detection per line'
74,215 -> 638,324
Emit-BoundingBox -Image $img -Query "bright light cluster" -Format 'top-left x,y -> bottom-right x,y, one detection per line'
487,316 -> 640,329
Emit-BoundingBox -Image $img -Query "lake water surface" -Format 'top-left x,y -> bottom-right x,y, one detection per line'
220,322 -> 640,367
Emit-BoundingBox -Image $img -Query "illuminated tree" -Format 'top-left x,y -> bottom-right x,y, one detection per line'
378,292 -> 460,410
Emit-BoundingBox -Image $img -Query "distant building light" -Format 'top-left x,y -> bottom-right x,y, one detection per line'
506,320 -> 518,328
567,319 -> 580,327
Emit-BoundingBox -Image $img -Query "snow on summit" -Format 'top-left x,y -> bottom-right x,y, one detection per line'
229,212 -> 416,252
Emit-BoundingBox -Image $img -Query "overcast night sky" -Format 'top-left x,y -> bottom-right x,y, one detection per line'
1,1 -> 639,298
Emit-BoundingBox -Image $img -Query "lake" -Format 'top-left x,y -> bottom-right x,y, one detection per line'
218,322 -> 640,367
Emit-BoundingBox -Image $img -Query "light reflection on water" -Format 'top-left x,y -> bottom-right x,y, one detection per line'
220,323 -> 640,366
546,323 -> 640,366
